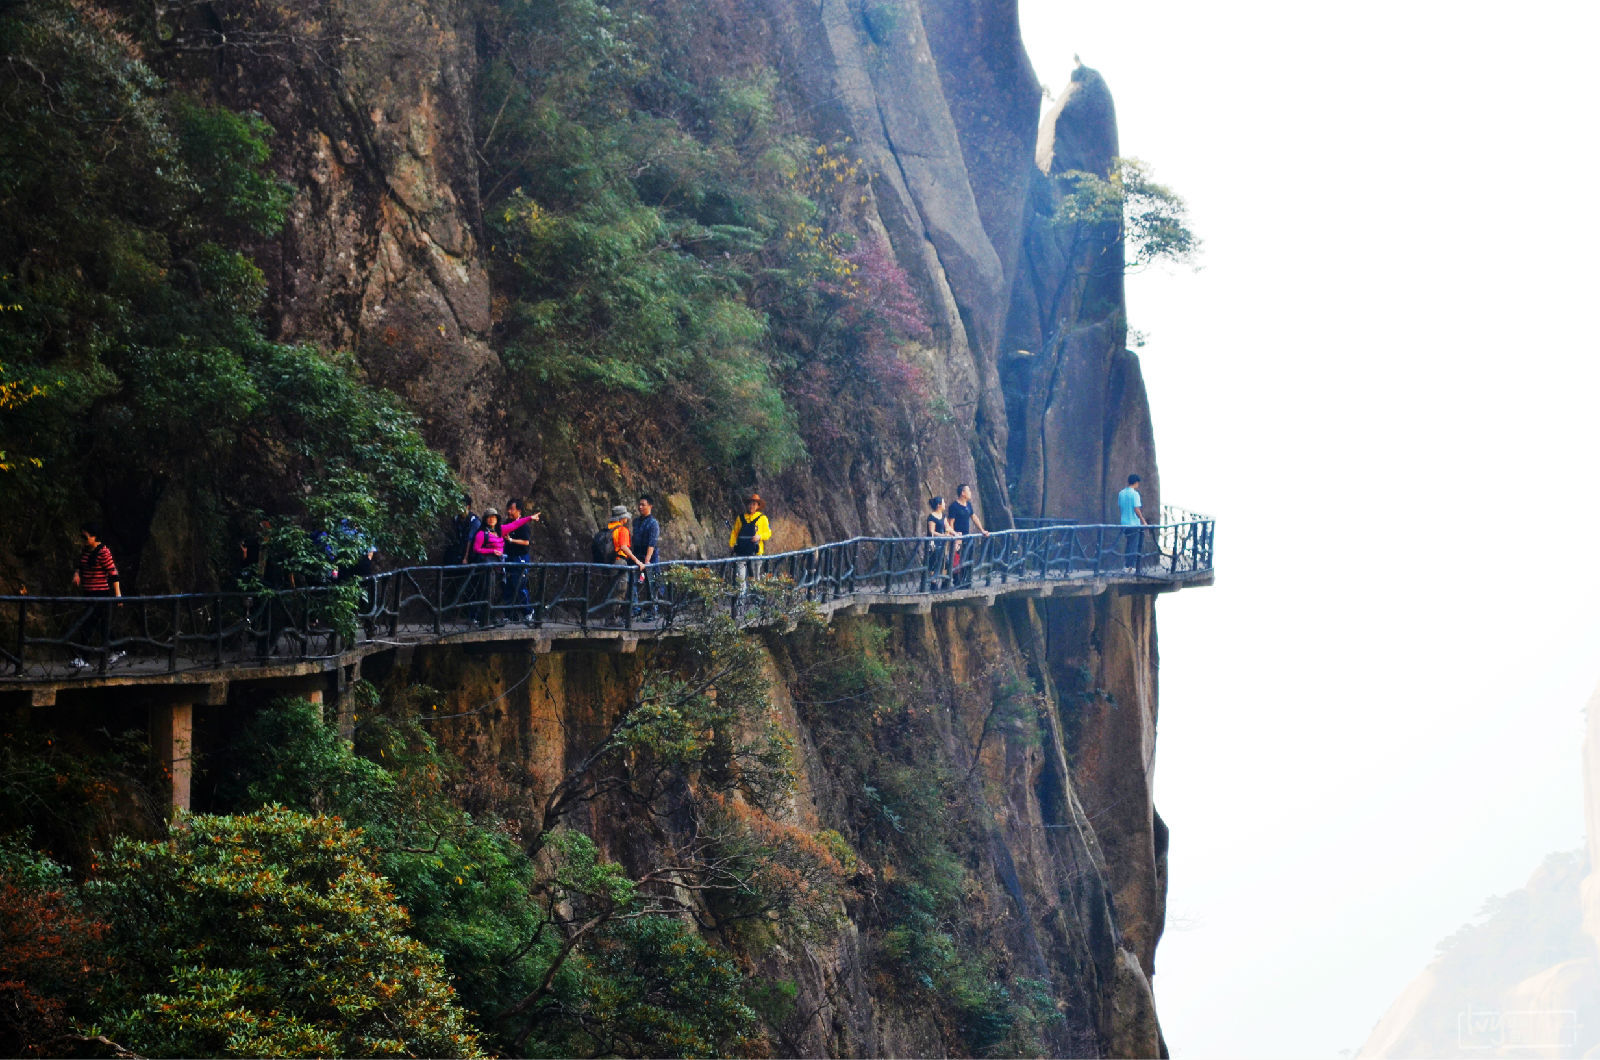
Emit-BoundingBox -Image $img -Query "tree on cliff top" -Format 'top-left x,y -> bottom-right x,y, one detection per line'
1052,156 -> 1199,272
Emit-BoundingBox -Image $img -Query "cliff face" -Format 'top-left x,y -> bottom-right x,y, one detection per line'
168,0 -> 1174,1052
372,599 -> 1163,1056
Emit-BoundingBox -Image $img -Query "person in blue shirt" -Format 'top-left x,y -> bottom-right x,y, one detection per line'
632,495 -> 662,618
1118,474 -> 1148,570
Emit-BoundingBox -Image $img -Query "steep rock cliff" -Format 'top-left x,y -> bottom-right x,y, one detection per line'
150,0 -> 1176,1052
356,595 -> 1164,1056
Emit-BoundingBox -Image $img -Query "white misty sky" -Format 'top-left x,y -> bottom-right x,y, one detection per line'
1016,2 -> 1600,1057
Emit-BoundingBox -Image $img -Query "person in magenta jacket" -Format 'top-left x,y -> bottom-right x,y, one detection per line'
469,509 -> 505,625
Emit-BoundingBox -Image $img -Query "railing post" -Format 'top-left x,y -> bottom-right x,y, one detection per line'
434,568 -> 444,635
213,597 -> 224,668
169,597 -> 180,672
93,598 -> 109,675
535,565 -> 547,627
14,598 -> 26,675
388,574 -> 400,638
624,568 -> 636,631
581,565 -> 590,630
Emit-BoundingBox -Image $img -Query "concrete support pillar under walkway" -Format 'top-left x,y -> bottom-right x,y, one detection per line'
151,703 -> 193,814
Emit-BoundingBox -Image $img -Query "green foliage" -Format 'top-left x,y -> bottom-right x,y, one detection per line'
535,566 -> 814,832
1052,156 -> 1200,271
84,806 -> 484,1058
786,621 -> 1066,1055
215,693 -> 794,1058
880,890 -> 1060,1056
477,0 -> 815,476
214,698 -> 547,1049
0,0 -> 455,584
510,830 -> 756,1055
558,916 -> 760,1058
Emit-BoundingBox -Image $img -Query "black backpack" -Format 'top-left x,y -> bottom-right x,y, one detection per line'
732,514 -> 760,556
591,527 -> 617,564
451,513 -> 480,562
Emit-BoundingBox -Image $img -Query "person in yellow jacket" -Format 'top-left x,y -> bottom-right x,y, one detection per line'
729,493 -> 772,556
729,493 -> 771,599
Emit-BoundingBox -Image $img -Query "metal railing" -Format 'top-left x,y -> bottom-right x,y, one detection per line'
0,513 -> 1214,682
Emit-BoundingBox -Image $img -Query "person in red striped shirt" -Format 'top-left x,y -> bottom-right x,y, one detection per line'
69,523 -> 123,669
73,524 -> 121,597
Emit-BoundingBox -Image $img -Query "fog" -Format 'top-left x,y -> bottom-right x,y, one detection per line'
1018,3 -> 1600,1055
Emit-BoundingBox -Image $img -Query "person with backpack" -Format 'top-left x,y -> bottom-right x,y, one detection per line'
446,494 -> 482,618
590,506 -> 643,569
68,522 -> 124,670
729,494 -> 770,557
592,505 -> 643,622
728,493 -> 771,598
451,495 -> 481,565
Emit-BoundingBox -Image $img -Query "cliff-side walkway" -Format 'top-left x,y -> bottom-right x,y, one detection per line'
1,510 -> 1214,699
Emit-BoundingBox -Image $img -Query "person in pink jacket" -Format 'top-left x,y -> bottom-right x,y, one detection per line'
470,509 -> 505,625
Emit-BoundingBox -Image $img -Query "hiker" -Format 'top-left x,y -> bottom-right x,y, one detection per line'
591,505 -> 644,569
237,517 -> 270,587
352,539 -> 378,619
924,496 -> 959,589
1118,474 -> 1148,570
451,494 -> 481,565
947,483 -> 989,587
633,495 -> 662,617
69,523 -> 124,670
593,505 -> 644,621
469,508 -> 505,625
501,498 -> 542,622
728,493 -> 771,597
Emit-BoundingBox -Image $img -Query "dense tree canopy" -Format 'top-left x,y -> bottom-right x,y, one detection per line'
0,0 -> 455,587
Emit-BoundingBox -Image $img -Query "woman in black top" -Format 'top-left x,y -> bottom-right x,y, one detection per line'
924,496 -> 957,589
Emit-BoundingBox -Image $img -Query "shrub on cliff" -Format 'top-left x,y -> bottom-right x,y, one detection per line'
477,0 -> 807,478
83,807 -> 484,1058
215,689 -> 795,1057
212,697 -> 548,1047
0,837 -> 111,1057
